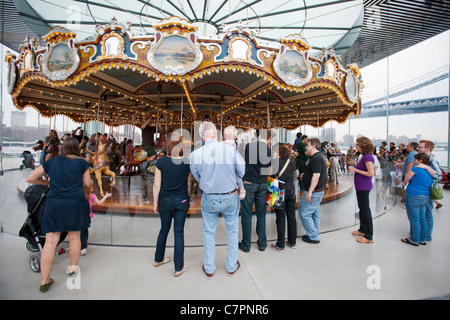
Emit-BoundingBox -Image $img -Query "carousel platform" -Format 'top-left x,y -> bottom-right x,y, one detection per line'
17,173 -> 353,215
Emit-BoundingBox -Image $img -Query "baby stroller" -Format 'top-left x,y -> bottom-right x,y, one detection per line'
441,168 -> 450,190
20,151 -> 35,170
19,184 -> 67,272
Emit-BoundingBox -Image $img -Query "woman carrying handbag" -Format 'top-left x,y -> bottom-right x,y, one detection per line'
270,144 -> 297,252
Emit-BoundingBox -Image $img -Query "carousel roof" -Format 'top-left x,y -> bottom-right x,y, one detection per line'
5,15 -> 364,129
2,0 -> 449,69
2,1 -> 449,130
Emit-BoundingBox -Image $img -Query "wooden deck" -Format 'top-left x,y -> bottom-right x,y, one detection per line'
90,174 -> 354,215
18,174 -> 354,215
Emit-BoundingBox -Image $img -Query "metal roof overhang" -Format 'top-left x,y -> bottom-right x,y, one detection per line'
2,0 -> 449,68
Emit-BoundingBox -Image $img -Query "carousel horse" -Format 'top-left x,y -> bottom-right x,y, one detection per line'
124,146 -> 150,175
321,142 -> 331,189
32,140 -> 44,152
92,135 -> 116,197
156,132 -> 168,152
326,142 -> 340,185
140,158 -> 157,202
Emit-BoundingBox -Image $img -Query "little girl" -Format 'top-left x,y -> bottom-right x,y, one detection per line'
81,179 -> 111,255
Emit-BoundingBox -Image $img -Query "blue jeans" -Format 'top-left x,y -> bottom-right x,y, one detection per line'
405,194 -> 429,244
299,191 -> 324,241
201,192 -> 240,274
239,182 -> 267,251
425,198 -> 434,241
155,195 -> 189,272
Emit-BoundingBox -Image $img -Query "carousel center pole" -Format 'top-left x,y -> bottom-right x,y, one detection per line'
181,95 -> 183,135
83,102 -> 88,134
133,102 -> 137,144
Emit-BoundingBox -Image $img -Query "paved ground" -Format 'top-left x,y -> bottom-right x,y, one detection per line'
1,169 -> 449,303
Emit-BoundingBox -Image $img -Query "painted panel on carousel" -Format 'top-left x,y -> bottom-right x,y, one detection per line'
274,35 -> 313,87
41,27 -> 80,81
148,17 -> 202,76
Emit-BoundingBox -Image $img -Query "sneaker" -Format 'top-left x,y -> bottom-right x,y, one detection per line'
270,243 -> 285,252
80,249 -> 87,256
302,235 -> 320,244
227,261 -> 240,277
238,242 -> 250,253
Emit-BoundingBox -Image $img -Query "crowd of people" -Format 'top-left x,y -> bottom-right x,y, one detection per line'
25,121 -> 445,291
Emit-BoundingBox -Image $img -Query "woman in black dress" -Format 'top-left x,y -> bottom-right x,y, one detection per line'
27,137 -> 91,292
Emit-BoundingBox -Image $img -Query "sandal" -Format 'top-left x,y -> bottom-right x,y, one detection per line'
153,256 -> 171,267
39,278 -> 54,292
67,265 -> 78,278
401,238 -> 419,247
174,265 -> 187,277
352,230 -> 365,236
356,237 -> 373,244
436,203 -> 443,209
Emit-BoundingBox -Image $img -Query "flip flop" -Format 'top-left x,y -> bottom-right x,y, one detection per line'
174,265 -> 187,277
39,278 -> 54,292
356,236 -> 373,244
153,256 -> 171,267
401,238 -> 419,246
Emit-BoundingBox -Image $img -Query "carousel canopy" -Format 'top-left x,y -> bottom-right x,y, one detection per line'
5,15 -> 364,130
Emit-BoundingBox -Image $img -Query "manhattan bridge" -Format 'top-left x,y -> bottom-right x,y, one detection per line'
360,65 -> 449,118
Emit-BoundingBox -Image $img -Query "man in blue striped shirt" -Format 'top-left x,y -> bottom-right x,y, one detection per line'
190,122 -> 245,279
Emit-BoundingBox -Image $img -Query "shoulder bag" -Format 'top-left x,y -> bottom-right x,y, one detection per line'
266,159 -> 290,209
430,180 -> 443,200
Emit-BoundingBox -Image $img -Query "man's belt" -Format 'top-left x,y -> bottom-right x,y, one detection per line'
208,189 -> 237,195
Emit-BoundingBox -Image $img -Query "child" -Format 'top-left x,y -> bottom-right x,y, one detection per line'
85,134 -> 97,165
81,179 -> 111,255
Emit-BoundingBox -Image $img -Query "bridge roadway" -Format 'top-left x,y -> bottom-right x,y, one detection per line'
359,95 -> 449,118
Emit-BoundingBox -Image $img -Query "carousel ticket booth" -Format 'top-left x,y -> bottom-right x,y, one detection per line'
6,16 -> 392,247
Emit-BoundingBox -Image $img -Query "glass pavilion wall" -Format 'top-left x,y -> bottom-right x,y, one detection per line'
1,28 -> 448,246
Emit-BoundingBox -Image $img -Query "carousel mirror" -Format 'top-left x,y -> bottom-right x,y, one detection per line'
325,60 -> 336,80
231,39 -> 249,61
345,73 -> 358,103
105,36 -> 121,56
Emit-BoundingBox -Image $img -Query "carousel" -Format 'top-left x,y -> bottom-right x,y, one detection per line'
7,16 -> 363,214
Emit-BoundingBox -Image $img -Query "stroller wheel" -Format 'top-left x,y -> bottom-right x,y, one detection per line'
26,241 -> 39,252
30,255 -> 40,272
